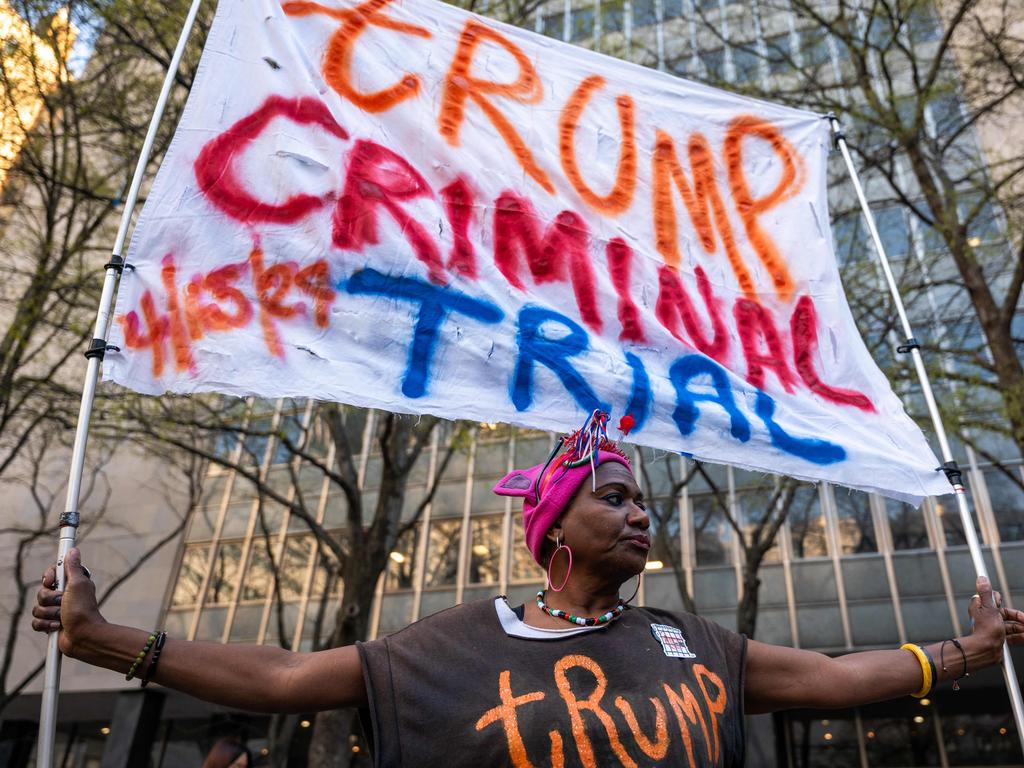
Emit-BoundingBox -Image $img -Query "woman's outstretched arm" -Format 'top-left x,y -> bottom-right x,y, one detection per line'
32,548 -> 366,714
744,575 -> 1024,714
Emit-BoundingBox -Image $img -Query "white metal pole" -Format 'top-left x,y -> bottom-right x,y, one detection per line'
828,115 -> 1024,747
36,0 -> 206,764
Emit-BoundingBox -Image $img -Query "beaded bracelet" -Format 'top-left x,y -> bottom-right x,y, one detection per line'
900,643 -> 936,698
141,632 -> 167,688
941,638 -> 970,691
125,633 -> 158,681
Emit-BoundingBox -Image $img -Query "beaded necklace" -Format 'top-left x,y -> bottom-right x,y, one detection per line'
535,590 -> 625,627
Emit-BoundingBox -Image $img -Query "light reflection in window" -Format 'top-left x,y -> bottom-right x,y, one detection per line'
425,518 -> 461,587
171,545 -> 210,608
205,542 -> 242,604
468,516 -> 502,585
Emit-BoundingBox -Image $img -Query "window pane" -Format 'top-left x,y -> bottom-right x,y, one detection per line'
242,541 -> 273,602
263,601 -> 300,648
572,6 -> 596,40
386,526 -> 419,591
874,205 -> 911,258
468,516 -> 503,585
425,518 -> 461,587
475,442 -> 509,477
662,0 -> 682,21
511,521 -> 545,582
887,499 -> 929,550
788,486 -> 827,559
515,436 -> 552,467
186,504 -> 220,542
702,48 -> 726,81
229,604 -> 264,642
832,211 -> 867,266
731,43 -> 761,83
195,606 -> 228,642
932,495 -> 967,546
984,468 -> 1024,542
432,481 -> 466,517
542,10 -> 562,39
272,411 -> 307,464
602,0 -> 624,34
765,34 -> 793,74
834,489 -> 878,553
171,545 -> 210,607
220,500 -> 252,539
908,6 -> 942,44
799,32 -> 831,69
242,417 -> 272,466
205,542 -> 243,604
631,0 -> 656,29
250,497 -> 286,537
692,494 -> 733,566
278,536 -> 314,600
310,551 -> 342,598
472,477 -> 507,513
736,484 -> 784,563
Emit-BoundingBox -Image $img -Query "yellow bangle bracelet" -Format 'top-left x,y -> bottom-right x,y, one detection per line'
900,643 -> 934,698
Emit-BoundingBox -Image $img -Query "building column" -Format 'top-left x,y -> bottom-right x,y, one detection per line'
100,689 -> 166,768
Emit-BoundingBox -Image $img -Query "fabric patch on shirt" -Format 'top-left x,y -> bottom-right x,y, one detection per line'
650,623 -> 697,658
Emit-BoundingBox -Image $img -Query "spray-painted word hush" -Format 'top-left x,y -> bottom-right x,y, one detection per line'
104,0 -> 947,504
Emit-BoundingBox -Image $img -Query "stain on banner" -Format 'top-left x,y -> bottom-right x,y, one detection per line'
103,0 -> 950,504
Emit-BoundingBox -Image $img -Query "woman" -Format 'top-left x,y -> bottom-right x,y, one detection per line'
33,415 -> 1023,766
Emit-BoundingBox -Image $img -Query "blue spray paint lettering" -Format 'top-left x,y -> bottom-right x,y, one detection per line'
754,391 -> 845,465
344,269 -> 503,398
668,355 -> 751,442
623,351 -> 651,433
512,306 -> 608,413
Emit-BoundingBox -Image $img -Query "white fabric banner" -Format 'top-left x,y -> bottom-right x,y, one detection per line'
104,0 -> 950,504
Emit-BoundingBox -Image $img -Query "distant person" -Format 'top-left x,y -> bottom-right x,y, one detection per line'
202,736 -> 251,768
33,412 -> 1024,766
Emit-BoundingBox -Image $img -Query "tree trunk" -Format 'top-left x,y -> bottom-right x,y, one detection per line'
736,555 -> 762,639
306,560 -> 377,768
307,707 -> 363,768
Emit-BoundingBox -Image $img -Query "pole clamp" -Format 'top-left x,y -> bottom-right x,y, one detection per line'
102,254 -> 135,275
58,511 -> 80,528
937,461 -> 965,490
825,113 -> 845,149
84,338 -> 121,360
896,337 -> 920,354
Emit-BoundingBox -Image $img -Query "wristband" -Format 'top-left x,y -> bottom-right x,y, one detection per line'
141,631 -> 167,688
126,633 -> 157,681
900,643 -> 935,698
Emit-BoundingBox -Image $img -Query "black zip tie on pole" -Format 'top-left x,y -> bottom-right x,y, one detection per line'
102,254 -> 134,275
83,338 -> 121,361
937,460 -> 965,491
58,511 -> 80,528
897,337 -> 920,354
825,112 -> 845,150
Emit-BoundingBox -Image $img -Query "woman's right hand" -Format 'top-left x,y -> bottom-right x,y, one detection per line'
31,548 -> 106,656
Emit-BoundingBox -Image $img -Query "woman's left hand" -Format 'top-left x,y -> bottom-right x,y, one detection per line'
963,575 -> 1024,668
745,574 -> 1024,713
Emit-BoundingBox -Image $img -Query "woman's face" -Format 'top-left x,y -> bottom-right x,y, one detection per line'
552,461 -> 650,579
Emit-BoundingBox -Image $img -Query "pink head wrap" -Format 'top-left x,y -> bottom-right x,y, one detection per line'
493,412 -> 632,564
